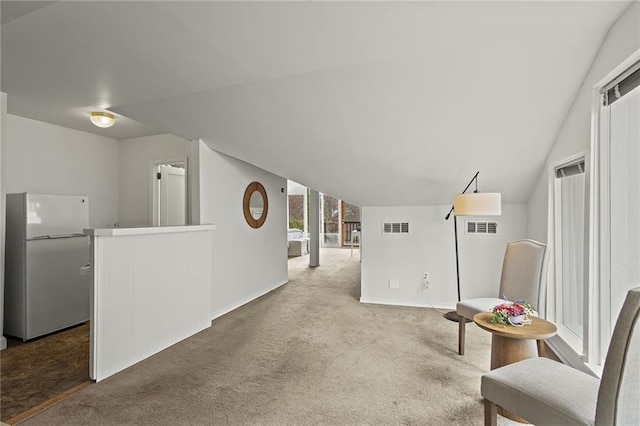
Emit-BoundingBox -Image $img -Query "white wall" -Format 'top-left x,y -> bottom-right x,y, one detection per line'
195,141 -> 288,319
118,134 -> 190,227
526,171 -> 549,243
361,204 -> 527,308
527,3 -> 640,240
5,115 -> 120,228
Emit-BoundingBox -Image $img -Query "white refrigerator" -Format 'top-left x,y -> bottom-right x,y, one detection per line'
4,193 -> 90,340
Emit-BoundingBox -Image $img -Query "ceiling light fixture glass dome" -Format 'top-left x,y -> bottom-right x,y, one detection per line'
90,111 -> 115,128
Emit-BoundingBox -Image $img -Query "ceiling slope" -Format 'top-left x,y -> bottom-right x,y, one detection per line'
1,1 -> 630,206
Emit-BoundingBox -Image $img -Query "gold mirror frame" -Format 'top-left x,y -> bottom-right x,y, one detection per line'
243,182 -> 268,228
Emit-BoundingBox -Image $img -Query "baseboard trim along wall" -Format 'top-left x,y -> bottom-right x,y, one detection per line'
211,279 -> 289,321
359,297 -> 453,311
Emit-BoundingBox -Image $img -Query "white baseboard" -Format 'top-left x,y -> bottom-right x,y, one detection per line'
359,297 -> 453,311
0,336 -> 6,351
211,279 -> 289,321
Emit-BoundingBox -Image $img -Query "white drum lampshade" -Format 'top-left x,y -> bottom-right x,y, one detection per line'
454,193 -> 501,216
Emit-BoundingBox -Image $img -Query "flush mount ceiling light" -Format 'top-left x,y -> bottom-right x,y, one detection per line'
90,112 -> 115,128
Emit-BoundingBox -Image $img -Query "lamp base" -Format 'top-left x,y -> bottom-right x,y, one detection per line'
443,311 -> 473,323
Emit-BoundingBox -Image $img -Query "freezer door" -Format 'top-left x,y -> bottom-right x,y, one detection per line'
25,236 -> 90,339
26,194 -> 89,239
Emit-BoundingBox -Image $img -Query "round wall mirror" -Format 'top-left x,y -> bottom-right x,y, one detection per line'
243,182 -> 268,228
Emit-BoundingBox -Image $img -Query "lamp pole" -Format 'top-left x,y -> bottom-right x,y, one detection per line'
443,171 -> 479,323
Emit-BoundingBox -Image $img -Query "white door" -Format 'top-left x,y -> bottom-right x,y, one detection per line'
157,165 -> 186,226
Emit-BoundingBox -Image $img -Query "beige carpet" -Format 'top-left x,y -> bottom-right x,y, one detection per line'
19,248 -> 517,425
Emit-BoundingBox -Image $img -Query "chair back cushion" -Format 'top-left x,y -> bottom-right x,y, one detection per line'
498,240 -> 548,317
596,286 -> 640,425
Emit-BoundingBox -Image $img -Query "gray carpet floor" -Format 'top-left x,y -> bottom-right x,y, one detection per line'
19,248 -> 515,425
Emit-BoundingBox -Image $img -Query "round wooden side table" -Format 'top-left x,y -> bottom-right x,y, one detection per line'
473,312 -> 557,423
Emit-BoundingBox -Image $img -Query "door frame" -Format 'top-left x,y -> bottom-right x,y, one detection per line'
149,157 -> 188,226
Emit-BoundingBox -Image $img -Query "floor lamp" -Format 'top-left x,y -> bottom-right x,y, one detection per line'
443,172 -> 501,322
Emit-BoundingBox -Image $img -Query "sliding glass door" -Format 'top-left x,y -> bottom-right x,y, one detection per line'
341,201 -> 361,246
321,194 -> 341,247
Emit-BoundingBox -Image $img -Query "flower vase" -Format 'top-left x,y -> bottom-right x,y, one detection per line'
508,314 -> 525,325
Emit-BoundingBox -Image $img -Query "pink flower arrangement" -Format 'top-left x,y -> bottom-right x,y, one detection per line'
493,302 -> 525,316
490,298 -> 535,325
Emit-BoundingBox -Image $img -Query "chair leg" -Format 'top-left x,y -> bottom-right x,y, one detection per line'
458,316 -> 466,355
484,399 -> 497,426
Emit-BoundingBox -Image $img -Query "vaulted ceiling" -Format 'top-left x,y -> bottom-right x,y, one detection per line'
1,1 -> 631,206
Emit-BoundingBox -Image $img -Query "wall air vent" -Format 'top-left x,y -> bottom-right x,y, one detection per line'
382,221 -> 410,235
466,221 -> 498,235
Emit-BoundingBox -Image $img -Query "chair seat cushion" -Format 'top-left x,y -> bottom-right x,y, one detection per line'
456,298 -> 504,320
482,357 -> 599,426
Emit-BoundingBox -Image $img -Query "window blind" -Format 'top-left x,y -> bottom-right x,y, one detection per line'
603,63 -> 640,106
556,161 -> 585,178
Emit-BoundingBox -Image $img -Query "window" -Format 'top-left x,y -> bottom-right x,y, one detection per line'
553,158 -> 587,353
605,77 -> 640,360
589,54 -> 640,368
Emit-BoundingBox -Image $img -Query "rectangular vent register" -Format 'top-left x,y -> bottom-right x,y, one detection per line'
382,221 -> 410,234
466,221 -> 498,235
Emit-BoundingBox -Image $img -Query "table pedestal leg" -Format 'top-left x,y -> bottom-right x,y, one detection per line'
490,334 -> 538,423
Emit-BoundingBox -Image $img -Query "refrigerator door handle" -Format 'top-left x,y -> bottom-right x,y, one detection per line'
29,235 -> 52,240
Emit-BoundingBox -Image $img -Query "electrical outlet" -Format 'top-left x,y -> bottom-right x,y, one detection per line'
422,272 -> 429,281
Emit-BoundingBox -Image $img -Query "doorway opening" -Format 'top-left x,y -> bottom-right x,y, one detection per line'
286,180 -> 361,263
151,159 -> 188,226
341,200 -> 361,248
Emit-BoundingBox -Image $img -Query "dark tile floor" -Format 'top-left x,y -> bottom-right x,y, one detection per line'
1,322 -> 90,422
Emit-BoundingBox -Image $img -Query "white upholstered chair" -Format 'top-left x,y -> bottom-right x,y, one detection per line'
456,239 -> 547,355
481,286 -> 640,426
